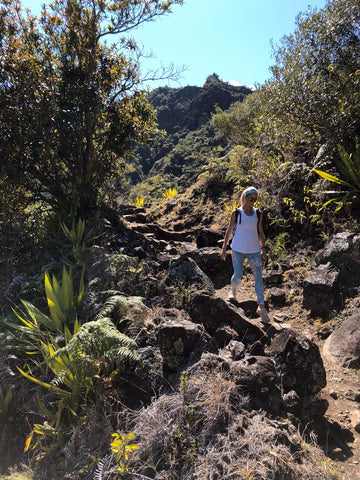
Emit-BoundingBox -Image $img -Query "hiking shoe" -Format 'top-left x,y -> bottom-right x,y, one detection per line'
257,306 -> 270,323
228,289 -> 237,301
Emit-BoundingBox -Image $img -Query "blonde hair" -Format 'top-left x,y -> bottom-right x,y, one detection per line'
240,186 -> 258,206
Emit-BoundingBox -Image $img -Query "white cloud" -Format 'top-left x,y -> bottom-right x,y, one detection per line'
223,79 -> 256,91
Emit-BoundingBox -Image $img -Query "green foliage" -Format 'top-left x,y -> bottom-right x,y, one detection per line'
0,0 -> 183,216
212,92 -> 261,148
5,266 -> 83,347
60,217 -> 100,265
282,185 -> 322,231
44,267 -> 84,331
314,138 -> 360,212
0,466 -> 34,480
180,370 -> 188,395
64,317 -> 140,369
263,0 -> 360,149
18,315 -> 140,456
171,283 -> 191,308
88,253 -> 143,292
128,173 -> 177,205
224,201 -> 240,215
110,431 -> 140,473
268,232 -> 290,266
95,294 -> 148,331
0,386 -> 13,419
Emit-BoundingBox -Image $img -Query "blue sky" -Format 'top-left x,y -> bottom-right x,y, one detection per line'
21,0 -> 328,89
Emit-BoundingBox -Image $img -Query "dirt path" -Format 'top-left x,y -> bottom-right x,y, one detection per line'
216,281 -> 360,480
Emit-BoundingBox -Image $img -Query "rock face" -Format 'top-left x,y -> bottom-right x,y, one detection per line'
266,329 -> 327,397
270,287 -> 287,306
315,232 -> 360,288
302,262 -> 340,315
265,329 -> 328,420
196,228 -> 223,248
230,356 -> 282,414
186,247 -> 233,289
323,314 -> 360,368
188,291 -> 263,341
157,316 -> 205,372
163,256 -> 215,293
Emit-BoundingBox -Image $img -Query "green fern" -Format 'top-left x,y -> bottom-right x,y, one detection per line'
95,294 -> 148,328
65,318 -> 140,368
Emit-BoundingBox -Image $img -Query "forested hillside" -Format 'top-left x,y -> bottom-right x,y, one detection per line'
125,74 -> 252,201
1,1 -> 360,479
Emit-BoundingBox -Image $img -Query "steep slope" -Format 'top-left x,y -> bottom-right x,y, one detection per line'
129,74 -> 253,199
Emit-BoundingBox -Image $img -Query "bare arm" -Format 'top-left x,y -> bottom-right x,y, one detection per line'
258,212 -> 268,263
220,211 -> 236,261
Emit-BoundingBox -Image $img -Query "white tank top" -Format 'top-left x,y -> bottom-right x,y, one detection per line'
231,207 -> 260,254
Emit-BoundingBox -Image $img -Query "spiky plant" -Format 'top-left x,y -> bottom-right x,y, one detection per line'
162,187 -> 178,200
314,138 -> 360,212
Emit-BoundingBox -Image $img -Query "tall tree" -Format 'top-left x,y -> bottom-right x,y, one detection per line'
262,0 -> 360,152
0,0 -> 183,216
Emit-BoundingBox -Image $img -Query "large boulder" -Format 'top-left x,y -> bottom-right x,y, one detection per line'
195,228 -> 223,248
323,314 -> 360,369
186,247 -> 233,289
157,316 -> 205,372
302,263 -> 340,315
230,356 -> 282,414
188,292 -> 263,342
315,232 -> 360,288
266,329 -> 326,397
282,391 -> 328,420
163,256 -> 215,293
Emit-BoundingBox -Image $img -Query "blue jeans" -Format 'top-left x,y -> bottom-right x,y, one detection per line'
231,251 -> 264,304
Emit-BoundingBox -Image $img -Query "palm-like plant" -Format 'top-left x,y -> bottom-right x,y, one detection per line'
4,266 -> 84,354
314,138 -> 360,211
162,187 -> 178,200
61,217 -> 100,264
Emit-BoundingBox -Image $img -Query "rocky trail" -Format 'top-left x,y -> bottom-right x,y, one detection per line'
121,206 -> 360,480
216,281 -> 360,480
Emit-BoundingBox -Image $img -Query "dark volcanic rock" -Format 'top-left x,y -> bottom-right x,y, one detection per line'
188,292 -> 263,342
196,228 -> 223,248
266,329 -> 326,397
157,317 -> 205,372
163,256 -> 215,293
323,314 -> 360,369
302,262 -> 340,315
230,356 -> 282,414
315,232 -> 360,288
270,287 -> 287,306
283,390 -> 328,420
186,247 -> 233,289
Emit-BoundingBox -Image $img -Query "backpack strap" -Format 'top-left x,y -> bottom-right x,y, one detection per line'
234,208 -> 261,233
235,208 -> 261,224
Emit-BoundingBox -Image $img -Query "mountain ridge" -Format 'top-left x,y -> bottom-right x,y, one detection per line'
129,74 -> 252,199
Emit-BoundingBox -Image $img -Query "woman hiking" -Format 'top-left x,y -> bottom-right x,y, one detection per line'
220,186 -> 270,323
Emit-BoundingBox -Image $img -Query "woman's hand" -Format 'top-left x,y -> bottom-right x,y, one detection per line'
261,248 -> 268,264
220,247 -> 227,261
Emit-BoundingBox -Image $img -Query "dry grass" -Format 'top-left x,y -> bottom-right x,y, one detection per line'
96,370 -> 338,480
0,466 -> 34,480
